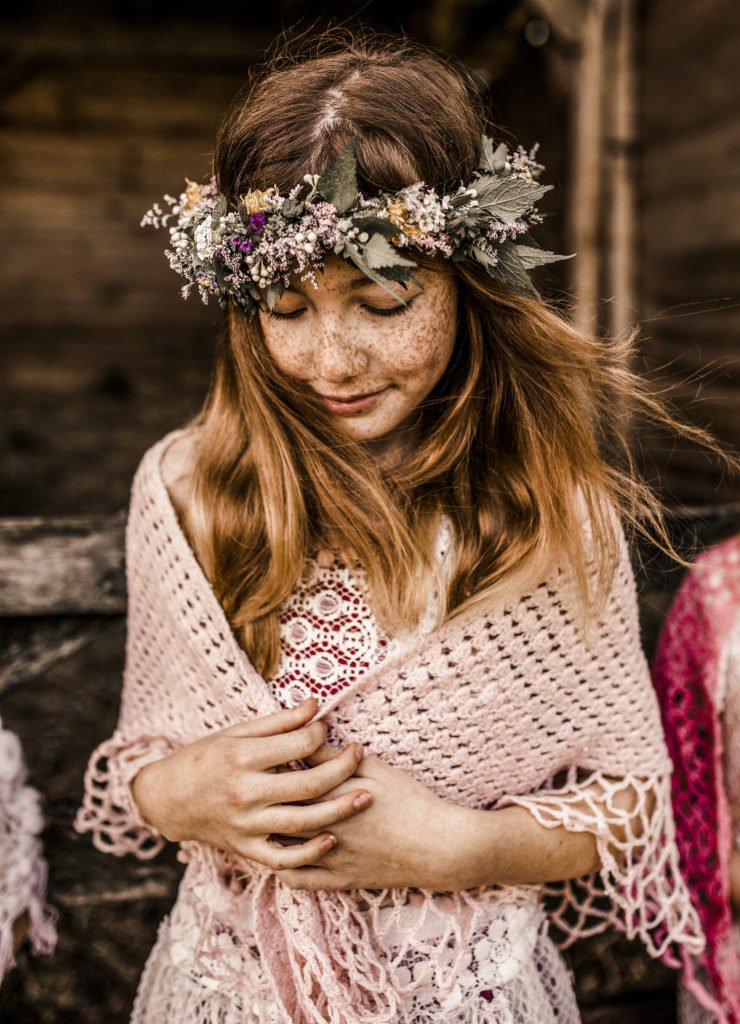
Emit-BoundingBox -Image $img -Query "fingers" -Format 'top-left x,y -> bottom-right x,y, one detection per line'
268,743 -> 364,802
219,698 -> 319,740
249,833 -> 337,872
247,721 -> 330,771
303,741 -> 344,768
262,789 -> 371,836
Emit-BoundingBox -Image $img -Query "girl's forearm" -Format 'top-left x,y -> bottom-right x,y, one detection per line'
448,803 -> 601,889
729,848 -> 740,912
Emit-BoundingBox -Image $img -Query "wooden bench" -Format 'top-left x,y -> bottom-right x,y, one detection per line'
1,502 -> 740,1022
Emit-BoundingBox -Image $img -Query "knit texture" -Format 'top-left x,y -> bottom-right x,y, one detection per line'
0,718 -> 57,979
76,427 -> 704,1023
653,536 -> 740,1023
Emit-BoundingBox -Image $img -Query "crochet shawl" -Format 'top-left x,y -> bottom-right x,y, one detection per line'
76,429 -> 704,1024
652,535 -> 740,1023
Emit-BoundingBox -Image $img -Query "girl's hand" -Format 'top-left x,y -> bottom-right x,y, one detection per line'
274,748 -> 473,892
130,698 -> 371,871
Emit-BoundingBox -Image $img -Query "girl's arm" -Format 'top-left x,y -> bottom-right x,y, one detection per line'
273,752 -> 645,892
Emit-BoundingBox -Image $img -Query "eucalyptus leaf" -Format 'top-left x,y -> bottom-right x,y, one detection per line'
362,233 -> 417,271
317,142 -> 358,214
265,284 -> 277,311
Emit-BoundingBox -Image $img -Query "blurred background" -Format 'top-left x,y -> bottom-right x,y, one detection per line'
0,1 -> 738,1021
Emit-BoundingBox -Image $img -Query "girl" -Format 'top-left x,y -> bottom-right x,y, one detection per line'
653,534 -> 740,1023
76,33 -> 704,1024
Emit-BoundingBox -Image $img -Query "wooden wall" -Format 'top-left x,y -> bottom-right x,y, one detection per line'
638,0 -> 740,504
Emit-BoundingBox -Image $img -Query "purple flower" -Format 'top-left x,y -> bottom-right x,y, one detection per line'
249,213 -> 266,232
240,240 -> 253,254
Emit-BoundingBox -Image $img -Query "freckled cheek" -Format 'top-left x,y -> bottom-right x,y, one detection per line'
261,325 -> 314,377
378,311 -> 456,381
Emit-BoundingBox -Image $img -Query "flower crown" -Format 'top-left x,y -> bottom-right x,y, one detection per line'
141,135 -> 570,318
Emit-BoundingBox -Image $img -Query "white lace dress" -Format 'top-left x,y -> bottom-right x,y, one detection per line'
130,523 -> 581,1023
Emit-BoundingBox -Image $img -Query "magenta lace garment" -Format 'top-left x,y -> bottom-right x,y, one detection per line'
653,535 -> 740,1023
75,429 -> 704,1024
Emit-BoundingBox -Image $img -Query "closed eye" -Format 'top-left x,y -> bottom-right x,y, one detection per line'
363,298 -> 416,318
266,308 -> 305,320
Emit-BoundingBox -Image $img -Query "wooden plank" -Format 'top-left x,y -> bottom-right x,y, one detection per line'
0,514 -> 126,615
0,616 -> 116,694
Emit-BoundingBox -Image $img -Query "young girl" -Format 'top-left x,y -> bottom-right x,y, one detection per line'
653,534 -> 740,1023
76,33 -> 705,1024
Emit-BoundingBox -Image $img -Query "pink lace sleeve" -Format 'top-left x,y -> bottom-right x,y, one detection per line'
500,523 -> 704,964
75,732 -> 177,859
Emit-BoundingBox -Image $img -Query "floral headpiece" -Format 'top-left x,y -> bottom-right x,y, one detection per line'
141,135 -> 570,318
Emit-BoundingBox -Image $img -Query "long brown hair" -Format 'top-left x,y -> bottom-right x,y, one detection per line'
181,31 -> 718,677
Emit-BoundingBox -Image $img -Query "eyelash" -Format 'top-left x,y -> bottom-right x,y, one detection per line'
266,300 -> 415,321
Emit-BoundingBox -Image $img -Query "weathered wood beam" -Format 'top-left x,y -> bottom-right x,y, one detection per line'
0,513 -> 125,615
0,616 -> 119,695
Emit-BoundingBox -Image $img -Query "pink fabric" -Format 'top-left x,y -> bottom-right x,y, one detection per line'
653,535 -> 740,1023
0,719 -> 57,980
75,427 -> 705,1023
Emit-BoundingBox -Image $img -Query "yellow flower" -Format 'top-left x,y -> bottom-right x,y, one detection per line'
183,179 -> 208,212
240,187 -> 279,214
386,200 -> 422,239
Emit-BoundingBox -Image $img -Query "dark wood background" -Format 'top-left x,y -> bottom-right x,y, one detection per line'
0,2 -> 738,1021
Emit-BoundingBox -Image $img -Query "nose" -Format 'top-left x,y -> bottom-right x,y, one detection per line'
313,322 -> 368,382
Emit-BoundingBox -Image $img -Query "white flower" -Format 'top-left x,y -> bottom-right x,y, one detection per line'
193,215 -> 214,260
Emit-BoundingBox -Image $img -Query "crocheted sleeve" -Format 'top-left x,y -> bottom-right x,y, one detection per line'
0,720 -> 57,978
500,523 -> 703,964
74,458 -> 181,860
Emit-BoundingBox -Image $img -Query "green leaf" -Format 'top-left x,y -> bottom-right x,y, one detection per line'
317,142 -> 358,214
238,200 -> 250,226
281,198 -> 305,219
265,284 -> 277,310
214,194 -> 228,218
351,215 -> 398,239
473,175 -> 551,223
512,244 -> 574,270
361,233 -> 417,271
494,242 -> 538,295
478,136 -> 510,174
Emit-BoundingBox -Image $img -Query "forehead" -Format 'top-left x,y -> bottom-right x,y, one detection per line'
286,254 -> 422,296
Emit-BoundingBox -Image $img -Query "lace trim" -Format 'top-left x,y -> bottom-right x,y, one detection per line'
504,767 -> 704,962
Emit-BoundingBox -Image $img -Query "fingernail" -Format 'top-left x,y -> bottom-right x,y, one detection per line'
353,792 -> 371,812
320,834 -> 336,852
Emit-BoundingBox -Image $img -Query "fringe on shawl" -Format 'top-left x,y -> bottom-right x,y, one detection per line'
501,767 -> 705,964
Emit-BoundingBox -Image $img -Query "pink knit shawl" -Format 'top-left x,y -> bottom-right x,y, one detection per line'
652,535 -> 740,1023
76,429 -> 705,1023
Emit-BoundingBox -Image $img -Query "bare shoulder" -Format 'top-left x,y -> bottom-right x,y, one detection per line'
160,431 -> 198,520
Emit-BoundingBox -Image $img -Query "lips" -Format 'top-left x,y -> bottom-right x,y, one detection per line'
323,389 -> 383,403
318,387 -> 389,415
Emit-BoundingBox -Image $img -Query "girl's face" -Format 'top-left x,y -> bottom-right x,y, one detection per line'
258,255 -> 458,454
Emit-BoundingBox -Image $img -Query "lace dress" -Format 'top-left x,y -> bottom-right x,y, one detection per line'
679,610 -> 740,1024
129,524 -> 580,1024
